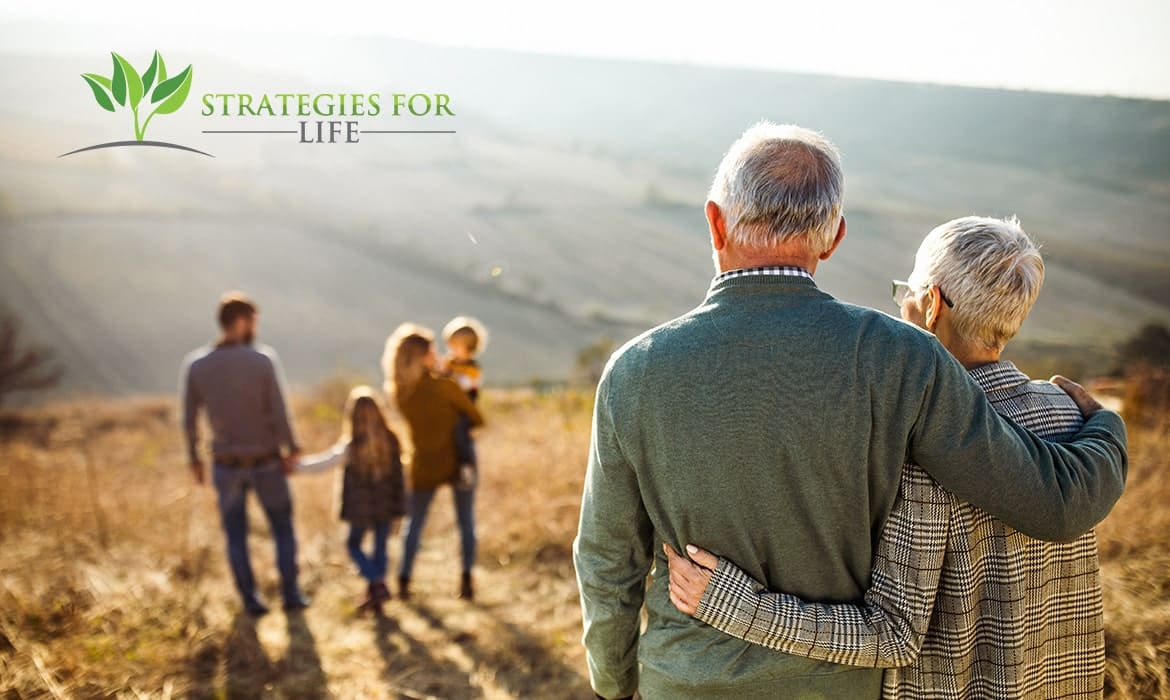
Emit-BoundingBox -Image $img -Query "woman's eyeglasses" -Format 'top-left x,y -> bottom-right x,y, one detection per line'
892,280 -> 955,309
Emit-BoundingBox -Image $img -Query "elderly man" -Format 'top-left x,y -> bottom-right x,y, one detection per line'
572,124 -> 1127,700
667,216 -> 1108,698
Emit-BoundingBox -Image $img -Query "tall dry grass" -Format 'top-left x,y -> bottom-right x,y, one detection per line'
0,386 -> 594,698
1095,368 -> 1170,699
0,376 -> 1166,698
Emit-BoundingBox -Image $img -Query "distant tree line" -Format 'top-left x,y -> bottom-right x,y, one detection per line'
1113,323 -> 1170,427
1115,323 -> 1170,373
575,337 -> 617,387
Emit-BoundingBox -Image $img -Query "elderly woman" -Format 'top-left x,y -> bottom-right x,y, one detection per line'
383,323 -> 484,601
666,216 -> 1107,699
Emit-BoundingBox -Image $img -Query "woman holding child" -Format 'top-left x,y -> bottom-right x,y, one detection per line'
299,319 -> 486,608
383,322 -> 485,601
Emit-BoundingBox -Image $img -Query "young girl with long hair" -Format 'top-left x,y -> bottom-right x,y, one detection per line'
300,386 -> 406,612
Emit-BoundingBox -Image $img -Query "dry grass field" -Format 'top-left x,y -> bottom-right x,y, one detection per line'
0,376 -> 1167,699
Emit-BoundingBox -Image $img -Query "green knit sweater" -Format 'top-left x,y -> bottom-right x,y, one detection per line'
573,274 -> 1127,700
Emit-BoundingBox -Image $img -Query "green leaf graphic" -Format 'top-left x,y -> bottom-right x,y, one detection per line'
142,50 -> 162,93
150,65 -> 192,114
112,52 -> 143,109
82,73 -> 115,112
111,53 -> 127,106
82,51 -> 192,141
84,72 -> 113,90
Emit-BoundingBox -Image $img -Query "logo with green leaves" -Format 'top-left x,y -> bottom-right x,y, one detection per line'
61,51 -> 210,157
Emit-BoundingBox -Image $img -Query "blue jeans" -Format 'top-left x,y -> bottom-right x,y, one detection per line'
212,460 -> 300,603
399,487 -> 476,579
454,415 -> 477,468
347,521 -> 392,582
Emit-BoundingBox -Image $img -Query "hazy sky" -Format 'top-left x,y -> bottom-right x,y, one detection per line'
3,0 -> 1169,98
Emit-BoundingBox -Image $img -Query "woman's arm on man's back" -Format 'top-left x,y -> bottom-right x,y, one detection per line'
667,464 -> 950,668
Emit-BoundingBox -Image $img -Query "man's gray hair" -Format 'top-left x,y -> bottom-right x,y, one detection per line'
707,122 -> 844,254
908,216 -> 1044,351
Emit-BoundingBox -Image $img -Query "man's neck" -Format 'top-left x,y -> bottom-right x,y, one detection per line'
718,251 -> 820,276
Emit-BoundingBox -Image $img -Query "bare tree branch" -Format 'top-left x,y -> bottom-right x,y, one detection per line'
0,311 -> 63,406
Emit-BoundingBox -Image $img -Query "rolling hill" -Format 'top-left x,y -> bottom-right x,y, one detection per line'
1,27 -> 1168,396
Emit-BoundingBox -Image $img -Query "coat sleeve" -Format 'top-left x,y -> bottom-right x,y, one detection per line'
298,442 -> 347,474
692,464 -> 949,667
911,347 -> 1126,541
573,369 -> 654,699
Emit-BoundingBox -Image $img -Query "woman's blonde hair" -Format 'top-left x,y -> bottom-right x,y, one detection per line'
382,323 -> 435,403
339,385 -> 399,479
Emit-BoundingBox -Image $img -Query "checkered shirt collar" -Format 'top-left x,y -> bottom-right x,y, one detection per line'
712,266 -> 814,287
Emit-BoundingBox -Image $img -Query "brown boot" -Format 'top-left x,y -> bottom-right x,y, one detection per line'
358,582 -> 378,613
397,575 -> 411,601
372,580 -> 391,603
460,572 -> 474,601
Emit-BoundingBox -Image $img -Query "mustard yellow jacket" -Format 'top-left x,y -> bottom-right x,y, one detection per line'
397,372 -> 484,491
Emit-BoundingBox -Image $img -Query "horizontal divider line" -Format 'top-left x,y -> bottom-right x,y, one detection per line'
200,129 -> 457,135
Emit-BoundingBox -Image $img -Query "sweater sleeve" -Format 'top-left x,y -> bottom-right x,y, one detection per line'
692,464 -> 949,667
573,370 -> 654,699
910,347 -> 1127,542
180,357 -> 202,463
297,442 -> 347,475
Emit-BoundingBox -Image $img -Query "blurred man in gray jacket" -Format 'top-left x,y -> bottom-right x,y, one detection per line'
181,291 -> 307,615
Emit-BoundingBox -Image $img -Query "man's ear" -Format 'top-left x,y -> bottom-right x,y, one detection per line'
925,286 -> 945,331
818,216 -> 847,261
706,200 -> 728,251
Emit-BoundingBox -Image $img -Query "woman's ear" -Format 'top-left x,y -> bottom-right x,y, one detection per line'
925,286 -> 944,331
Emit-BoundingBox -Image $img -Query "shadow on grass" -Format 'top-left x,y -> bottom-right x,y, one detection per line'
186,611 -> 327,699
280,610 -> 328,698
410,600 -> 589,698
374,611 -> 478,699
224,613 -> 273,699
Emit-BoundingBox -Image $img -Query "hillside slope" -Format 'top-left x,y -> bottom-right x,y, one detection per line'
1,35 -> 1168,394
